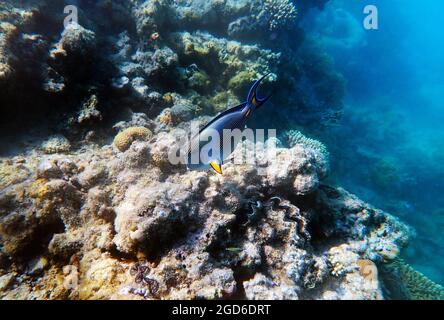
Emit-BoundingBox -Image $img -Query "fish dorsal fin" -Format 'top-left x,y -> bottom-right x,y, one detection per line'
209,160 -> 223,174
198,102 -> 247,134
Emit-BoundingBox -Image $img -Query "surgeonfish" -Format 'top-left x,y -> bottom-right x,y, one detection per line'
186,75 -> 272,174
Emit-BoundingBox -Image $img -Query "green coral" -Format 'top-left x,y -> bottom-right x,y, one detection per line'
228,69 -> 257,94
188,70 -> 211,92
380,258 -> 444,300
210,91 -> 241,113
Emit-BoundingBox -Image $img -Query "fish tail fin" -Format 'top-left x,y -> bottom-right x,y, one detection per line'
209,160 -> 223,174
246,74 -> 272,112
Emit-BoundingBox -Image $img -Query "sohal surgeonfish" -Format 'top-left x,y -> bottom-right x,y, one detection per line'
186,75 -> 272,174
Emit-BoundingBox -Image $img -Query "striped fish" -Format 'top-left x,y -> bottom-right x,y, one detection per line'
186,75 -> 271,174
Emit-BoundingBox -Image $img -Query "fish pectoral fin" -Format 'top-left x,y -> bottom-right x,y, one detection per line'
209,161 -> 223,174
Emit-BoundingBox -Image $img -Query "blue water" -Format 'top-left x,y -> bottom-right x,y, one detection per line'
303,0 -> 444,284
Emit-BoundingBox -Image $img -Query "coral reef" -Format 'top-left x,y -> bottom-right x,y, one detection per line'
283,129 -> 329,161
0,0 -> 343,135
41,135 -> 72,154
262,0 -> 299,31
380,258 -> 444,300
0,123 -> 412,299
113,127 -> 153,152
0,0 -> 425,301
169,30 -> 279,95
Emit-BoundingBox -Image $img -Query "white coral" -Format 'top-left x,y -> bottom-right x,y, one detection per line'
262,0 -> 298,31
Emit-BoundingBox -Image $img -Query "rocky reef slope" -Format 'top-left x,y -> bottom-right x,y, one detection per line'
0,0 -> 341,134
0,123 -> 411,299
0,0 -> 436,300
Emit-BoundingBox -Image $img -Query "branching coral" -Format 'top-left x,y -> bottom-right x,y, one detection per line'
283,130 -> 329,160
261,0 -> 298,31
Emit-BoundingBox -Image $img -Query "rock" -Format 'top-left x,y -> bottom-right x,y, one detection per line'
48,233 -> 83,260
0,129 -> 413,300
113,112 -> 156,133
63,265 -> 79,291
37,158 -> 63,179
78,251 -> 128,300
28,256 -> 49,276
148,132 -> 185,171
113,180 -> 198,254
41,135 -> 71,154
77,95 -> 102,125
77,162 -> 108,189
191,268 -> 237,299
265,144 -> 326,195
244,273 -> 298,300
0,273 -> 15,291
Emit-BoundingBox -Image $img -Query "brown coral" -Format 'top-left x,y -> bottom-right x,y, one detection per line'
357,259 -> 378,281
158,110 -> 174,126
163,93 -> 173,105
113,127 -> 153,152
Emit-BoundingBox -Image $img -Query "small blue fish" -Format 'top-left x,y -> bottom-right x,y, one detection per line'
187,75 -> 272,174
